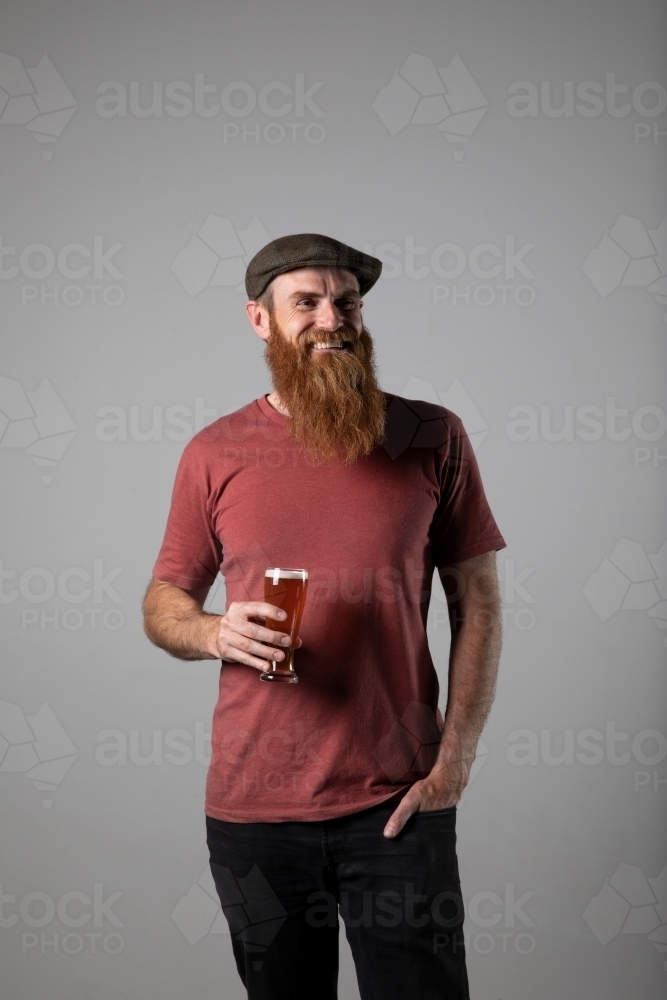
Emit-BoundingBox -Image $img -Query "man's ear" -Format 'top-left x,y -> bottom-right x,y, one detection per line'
245,300 -> 271,341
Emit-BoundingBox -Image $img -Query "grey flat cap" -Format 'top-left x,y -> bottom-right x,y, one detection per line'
245,233 -> 382,299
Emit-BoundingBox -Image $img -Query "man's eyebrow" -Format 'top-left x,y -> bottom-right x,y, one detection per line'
288,287 -> 361,301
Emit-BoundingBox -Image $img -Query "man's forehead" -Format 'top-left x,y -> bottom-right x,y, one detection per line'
273,266 -> 360,297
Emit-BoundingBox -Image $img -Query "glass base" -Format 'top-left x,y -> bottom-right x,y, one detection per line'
259,670 -> 298,683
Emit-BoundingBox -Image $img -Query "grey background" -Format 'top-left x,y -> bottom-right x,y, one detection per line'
1,0 -> 665,997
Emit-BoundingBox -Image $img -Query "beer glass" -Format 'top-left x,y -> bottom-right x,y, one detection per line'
260,568 -> 308,683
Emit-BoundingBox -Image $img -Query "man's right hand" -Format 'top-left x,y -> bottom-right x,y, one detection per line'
142,579 -> 303,666
206,601 -> 302,671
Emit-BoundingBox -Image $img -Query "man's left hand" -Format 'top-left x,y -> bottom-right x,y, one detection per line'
383,758 -> 472,838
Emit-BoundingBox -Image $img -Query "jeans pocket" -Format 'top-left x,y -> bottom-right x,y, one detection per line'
416,806 -> 457,816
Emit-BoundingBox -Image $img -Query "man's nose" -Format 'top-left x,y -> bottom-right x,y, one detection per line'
315,299 -> 344,331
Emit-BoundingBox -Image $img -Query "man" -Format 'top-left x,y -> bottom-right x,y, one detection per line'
143,233 -> 505,999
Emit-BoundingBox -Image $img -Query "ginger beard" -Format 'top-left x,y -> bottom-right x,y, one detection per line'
264,314 -> 387,464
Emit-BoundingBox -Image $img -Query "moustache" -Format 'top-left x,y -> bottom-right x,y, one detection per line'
297,329 -> 361,354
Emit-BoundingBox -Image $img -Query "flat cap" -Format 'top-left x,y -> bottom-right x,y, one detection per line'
245,233 -> 382,300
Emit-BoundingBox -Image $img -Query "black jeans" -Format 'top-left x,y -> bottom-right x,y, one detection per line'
205,800 -> 469,1000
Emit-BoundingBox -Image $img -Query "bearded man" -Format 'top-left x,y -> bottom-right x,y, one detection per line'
143,234 -> 505,1000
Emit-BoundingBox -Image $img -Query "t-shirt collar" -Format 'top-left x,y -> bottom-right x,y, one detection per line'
256,393 -> 288,425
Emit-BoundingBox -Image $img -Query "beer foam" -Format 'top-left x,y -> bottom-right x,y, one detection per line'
265,568 -> 308,582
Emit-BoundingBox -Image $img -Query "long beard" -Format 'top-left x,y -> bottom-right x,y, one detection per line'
264,316 -> 387,464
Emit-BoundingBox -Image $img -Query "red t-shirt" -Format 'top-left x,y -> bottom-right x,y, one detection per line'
152,393 -> 505,822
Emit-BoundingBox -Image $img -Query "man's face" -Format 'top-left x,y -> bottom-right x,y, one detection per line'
246,266 -> 386,464
266,266 -> 364,351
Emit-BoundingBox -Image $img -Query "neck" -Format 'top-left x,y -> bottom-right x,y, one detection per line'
266,391 -> 290,417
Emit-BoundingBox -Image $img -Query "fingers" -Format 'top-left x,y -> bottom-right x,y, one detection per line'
217,602 -> 295,670
232,616 -> 293,649
241,601 -> 289,622
219,625 -> 287,669
222,633 -> 285,671
383,790 -> 421,838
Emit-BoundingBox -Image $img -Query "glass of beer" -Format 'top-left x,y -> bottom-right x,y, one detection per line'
260,568 -> 308,683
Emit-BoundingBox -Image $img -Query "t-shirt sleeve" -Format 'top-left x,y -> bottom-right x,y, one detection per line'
430,412 -> 506,566
152,438 -> 222,591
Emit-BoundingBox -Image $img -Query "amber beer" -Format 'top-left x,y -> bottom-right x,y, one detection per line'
260,568 -> 308,683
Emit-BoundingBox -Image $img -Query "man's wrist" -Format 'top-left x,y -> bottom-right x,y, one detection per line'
201,613 -> 223,659
431,753 -> 475,776
434,731 -> 479,769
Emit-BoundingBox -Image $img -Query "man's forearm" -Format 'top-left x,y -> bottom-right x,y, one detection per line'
436,600 -> 502,768
142,580 -> 220,660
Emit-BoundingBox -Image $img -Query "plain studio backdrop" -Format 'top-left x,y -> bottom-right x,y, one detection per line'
0,1 -> 665,998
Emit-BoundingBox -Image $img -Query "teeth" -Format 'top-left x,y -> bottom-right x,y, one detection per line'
312,342 -> 345,349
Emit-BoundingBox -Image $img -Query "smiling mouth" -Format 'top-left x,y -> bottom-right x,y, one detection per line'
310,341 -> 352,352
